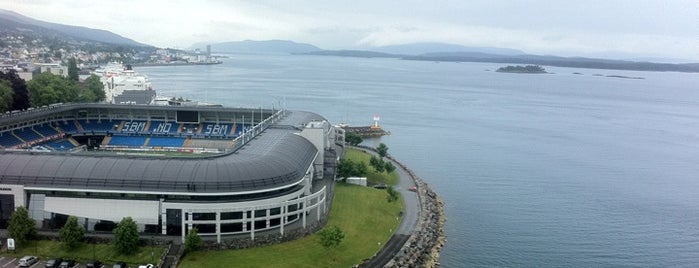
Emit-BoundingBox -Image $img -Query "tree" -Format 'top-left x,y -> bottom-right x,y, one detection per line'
113,217 -> 140,255
59,216 -> 85,249
386,186 -> 399,203
345,132 -> 363,146
317,225 -> 345,249
370,155 -> 385,173
27,72 -> 78,106
83,74 -> 106,102
67,57 -> 79,81
184,227 -> 202,254
0,80 -> 14,113
337,158 -> 355,178
7,206 -> 36,246
376,143 -> 389,158
0,69 -> 30,110
384,161 -> 396,174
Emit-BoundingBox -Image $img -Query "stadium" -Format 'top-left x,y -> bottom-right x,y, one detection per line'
0,103 -> 343,242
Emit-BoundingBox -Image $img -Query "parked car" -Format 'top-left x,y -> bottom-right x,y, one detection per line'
373,183 -> 387,189
86,260 -> 103,268
137,264 -> 154,268
45,258 -> 64,268
112,261 -> 127,268
59,259 -> 76,268
19,256 -> 38,267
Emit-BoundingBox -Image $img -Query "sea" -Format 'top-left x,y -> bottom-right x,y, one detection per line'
140,54 -> 699,267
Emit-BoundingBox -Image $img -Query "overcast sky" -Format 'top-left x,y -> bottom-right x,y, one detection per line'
4,0 -> 698,60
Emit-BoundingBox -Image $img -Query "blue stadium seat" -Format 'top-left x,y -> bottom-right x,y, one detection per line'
13,128 -> 42,142
201,123 -> 233,137
79,120 -> 117,132
108,135 -> 147,146
43,139 -> 75,151
121,121 -> 149,133
148,136 -> 185,147
148,121 -> 179,134
58,121 -> 79,133
34,125 -> 60,137
0,132 -> 23,147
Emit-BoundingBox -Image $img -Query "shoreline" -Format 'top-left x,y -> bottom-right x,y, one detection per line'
133,61 -> 222,67
354,145 -> 446,267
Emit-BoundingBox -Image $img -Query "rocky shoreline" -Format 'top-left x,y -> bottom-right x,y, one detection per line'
355,145 -> 447,267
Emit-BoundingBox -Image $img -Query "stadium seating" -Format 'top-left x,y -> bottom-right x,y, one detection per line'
34,125 -> 60,137
43,139 -> 75,151
0,132 -> 23,147
121,120 -> 149,133
13,128 -> 42,142
108,135 -> 147,147
79,119 -> 117,132
57,121 -> 79,133
147,136 -> 185,147
201,123 -> 233,137
148,121 -> 179,134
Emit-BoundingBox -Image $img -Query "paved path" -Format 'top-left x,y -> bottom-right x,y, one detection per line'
351,146 -> 421,267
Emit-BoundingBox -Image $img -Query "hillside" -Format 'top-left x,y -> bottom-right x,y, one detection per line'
192,40 -> 320,54
371,42 -> 525,56
0,9 -> 148,47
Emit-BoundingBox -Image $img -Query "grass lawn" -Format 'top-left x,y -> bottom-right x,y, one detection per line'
179,183 -> 403,268
2,240 -> 163,266
344,148 -> 399,185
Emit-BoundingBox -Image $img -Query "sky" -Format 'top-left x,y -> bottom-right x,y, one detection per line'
3,0 -> 698,61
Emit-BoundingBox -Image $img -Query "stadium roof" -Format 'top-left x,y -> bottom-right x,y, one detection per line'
0,108 -> 325,195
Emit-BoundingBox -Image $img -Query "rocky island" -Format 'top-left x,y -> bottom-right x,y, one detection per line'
496,65 -> 548,73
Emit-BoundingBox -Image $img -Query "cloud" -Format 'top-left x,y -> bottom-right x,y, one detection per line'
2,0 -> 697,59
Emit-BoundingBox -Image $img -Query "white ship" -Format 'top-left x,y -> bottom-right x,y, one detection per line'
93,62 -> 154,104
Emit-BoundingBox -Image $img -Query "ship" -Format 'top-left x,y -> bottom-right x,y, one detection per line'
93,62 -> 154,104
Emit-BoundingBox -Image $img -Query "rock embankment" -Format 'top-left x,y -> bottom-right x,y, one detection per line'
385,156 -> 446,268
354,145 -> 446,268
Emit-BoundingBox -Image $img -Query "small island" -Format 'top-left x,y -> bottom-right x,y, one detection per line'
496,65 -> 548,73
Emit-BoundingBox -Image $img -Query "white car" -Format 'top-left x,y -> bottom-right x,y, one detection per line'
19,256 -> 38,267
138,264 -> 155,268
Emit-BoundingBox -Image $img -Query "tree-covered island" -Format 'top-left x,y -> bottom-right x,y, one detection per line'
496,65 -> 548,73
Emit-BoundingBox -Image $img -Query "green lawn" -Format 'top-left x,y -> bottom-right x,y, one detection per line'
344,148 -> 399,185
179,183 -> 403,268
3,240 -> 163,266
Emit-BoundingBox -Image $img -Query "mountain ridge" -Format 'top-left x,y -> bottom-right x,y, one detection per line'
0,9 -> 149,47
191,40 -> 320,54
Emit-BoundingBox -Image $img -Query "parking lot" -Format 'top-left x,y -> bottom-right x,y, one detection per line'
0,256 -> 92,268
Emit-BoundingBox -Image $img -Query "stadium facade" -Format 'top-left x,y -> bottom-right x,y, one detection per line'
0,104 -> 344,242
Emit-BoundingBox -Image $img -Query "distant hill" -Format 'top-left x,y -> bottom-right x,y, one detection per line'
370,42 -> 525,56
302,50 -> 397,58
192,40 -> 321,54
0,9 -> 149,47
404,53 -> 699,73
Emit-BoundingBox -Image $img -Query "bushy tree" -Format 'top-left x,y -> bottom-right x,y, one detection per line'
0,69 -> 30,110
345,132 -> 363,146
376,143 -> 389,158
67,57 -> 79,81
113,217 -> 140,255
384,161 -> 396,174
27,72 -> 78,106
337,158 -> 368,178
386,186 -> 399,203
370,155 -> 385,173
59,216 -> 85,249
184,227 -> 202,254
83,74 -> 106,102
8,206 -> 36,246
0,80 -> 14,113
317,225 -> 345,249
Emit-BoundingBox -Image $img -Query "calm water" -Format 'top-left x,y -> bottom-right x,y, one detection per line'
140,55 -> 699,267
